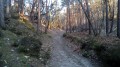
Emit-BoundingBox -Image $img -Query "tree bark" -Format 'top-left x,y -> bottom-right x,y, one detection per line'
30,0 -> 37,23
45,0 -> 49,33
105,0 -> 109,36
37,0 -> 41,33
18,0 -> 24,15
78,0 -> 97,36
0,0 -> 5,28
117,0 -> 120,38
109,1 -> 115,33
85,0 -> 91,34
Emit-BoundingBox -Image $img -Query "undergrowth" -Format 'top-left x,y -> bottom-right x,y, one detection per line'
63,33 -> 120,67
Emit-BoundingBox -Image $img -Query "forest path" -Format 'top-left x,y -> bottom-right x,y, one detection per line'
46,29 -> 99,67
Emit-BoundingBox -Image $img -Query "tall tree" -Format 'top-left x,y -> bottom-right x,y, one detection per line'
67,0 -> 71,33
6,0 -> 11,15
105,0 -> 109,36
18,0 -> 24,15
0,0 -> 5,28
37,0 -> 41,33
117,0 -> 120,38
85,0 -> 91,34
109,0 -> 115,33
45,0 -> 49,33
30,0 -> 37,23
78,0 -> 97,36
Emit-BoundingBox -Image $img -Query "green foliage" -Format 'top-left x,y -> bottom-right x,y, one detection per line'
39,50 -> 51,65
17,36 -> 42,58
4,16 -> 10,24
98,46 -> 120,67
80,37 -> 97,50
0,29 -> 4,37
6,19 -> 35,36
63,33 -> 67,37
12,39 -> 20,47
0,52 -> 6,67
11,13 -> 19,19
82,51 -> 90,58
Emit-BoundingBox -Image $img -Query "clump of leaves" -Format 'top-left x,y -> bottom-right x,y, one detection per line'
17,36 -> 42,58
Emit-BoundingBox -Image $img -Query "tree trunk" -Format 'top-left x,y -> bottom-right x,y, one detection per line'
45,0 -> 49,33
6,0 -> 11,15
30,0 -> 37,23
67,0 -> 71,33
85,0 -> 91,34
18,0 -> 24,16
37,0 -> 41,33
117,0 -> 120,38
78,0 -> 97,36
109,1 -> 115,33
0,0 -> 5,28
105,0 -> 109,36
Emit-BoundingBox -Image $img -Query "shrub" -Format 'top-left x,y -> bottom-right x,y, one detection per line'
6,19 -> 34,36
18,36 -> 42,58
0,30 -> 4,37
4,16 -> 10,24
0,52 -> 2,59
39,50 -> 51,65
0,52 -> 5,67
12,39 -> 20,47
11,13 -> 19,19
63,33 -> 67,37
99,46 -> 120,67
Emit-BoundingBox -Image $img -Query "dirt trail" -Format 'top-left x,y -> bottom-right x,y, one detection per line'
46,30 -> 99,67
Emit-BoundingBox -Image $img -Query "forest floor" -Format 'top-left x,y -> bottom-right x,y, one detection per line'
0,18 -> 51,67
46,29 -> 100,67
0,29 -> 51,67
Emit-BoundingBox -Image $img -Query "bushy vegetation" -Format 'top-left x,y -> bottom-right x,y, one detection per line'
0,52 -> 4,67
0,29 -> 3,37
63,33 -> 120,67
17,36 -> 42,58
0,14 -> 50,66
11,13 -> 19,19
97,46 -> 120,67
6,18 -> 35,36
